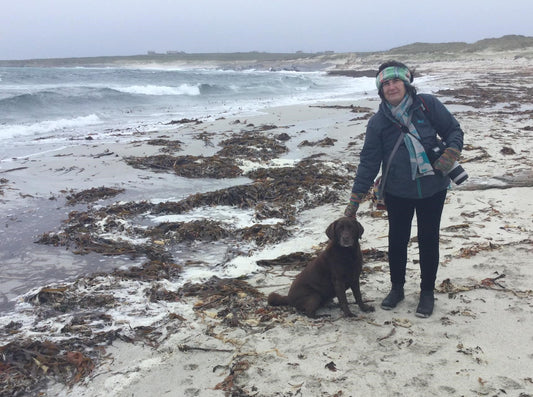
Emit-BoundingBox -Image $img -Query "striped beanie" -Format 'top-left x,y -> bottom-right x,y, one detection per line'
376,66 -> 412,90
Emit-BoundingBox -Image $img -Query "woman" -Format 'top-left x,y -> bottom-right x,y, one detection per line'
344,60 -> 464,318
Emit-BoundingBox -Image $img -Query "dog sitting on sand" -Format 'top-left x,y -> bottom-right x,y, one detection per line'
268,217 -> 374,317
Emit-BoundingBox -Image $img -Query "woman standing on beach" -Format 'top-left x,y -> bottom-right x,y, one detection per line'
344,60 -> 465,318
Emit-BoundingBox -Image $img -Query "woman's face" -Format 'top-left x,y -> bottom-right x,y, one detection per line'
382,78 -> 407,106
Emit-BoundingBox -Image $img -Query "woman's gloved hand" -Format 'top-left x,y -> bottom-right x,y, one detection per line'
433,147 -> 461,175
344,192 -> 365,218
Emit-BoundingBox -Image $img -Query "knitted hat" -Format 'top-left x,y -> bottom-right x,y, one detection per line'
376,66 -> 412,90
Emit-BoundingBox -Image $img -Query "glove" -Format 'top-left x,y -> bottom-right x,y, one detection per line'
344,192 -> 365,218
344,204 -> 358,218
433,147 -> 461,175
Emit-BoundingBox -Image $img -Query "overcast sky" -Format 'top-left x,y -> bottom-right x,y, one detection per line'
1,0 -> 532,60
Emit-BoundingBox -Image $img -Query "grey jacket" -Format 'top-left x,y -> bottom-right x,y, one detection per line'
351,93 -> 464,199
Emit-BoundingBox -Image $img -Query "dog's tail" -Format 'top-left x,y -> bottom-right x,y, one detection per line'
267,292 -> 290,306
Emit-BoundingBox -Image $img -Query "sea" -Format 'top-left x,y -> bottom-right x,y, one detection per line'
0,65 -> 378,161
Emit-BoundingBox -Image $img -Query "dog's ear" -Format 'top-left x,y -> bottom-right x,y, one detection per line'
357,221 -> 364,239
326,220 -> 337,240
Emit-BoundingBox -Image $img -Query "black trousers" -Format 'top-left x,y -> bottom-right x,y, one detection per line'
384,189 -> 447,291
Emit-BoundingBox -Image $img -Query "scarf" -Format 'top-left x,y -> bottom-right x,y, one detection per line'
388,95 -> 434,180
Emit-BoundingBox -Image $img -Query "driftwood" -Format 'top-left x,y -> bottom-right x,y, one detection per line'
458,177 -> 533,191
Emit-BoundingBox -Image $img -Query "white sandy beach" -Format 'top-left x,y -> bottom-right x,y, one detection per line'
1,52 -> 533,396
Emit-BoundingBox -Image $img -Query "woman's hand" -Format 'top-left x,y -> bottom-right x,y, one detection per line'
344,203 -> 358,218
344,192 -> 365,218
433,147 -> 461,175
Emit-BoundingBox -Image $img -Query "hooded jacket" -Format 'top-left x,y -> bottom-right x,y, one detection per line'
351,93 -> 464,199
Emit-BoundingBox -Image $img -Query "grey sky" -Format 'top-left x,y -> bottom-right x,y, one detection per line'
1,0 -> 532,60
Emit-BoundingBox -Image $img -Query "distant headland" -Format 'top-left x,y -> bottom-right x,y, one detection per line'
1,35 -> 532,70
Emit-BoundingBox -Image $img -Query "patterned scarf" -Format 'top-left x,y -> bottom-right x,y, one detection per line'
388,95 -> 434,180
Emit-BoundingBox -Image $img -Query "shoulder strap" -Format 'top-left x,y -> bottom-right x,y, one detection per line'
419,95 -> 430,114
418,95 -> 435,128
379,131 -> 405,195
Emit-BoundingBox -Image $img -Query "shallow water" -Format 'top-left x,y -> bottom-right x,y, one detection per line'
0,172 -> 254,313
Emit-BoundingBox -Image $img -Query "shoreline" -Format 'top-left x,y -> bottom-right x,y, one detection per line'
1,57 -> 533,396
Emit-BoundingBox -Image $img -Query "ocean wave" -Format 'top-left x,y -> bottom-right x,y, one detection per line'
0,114 -> 102,140
0,88 -> 123,112
115,84 -> 201,96
0,83 -> 202,113
198,83 -> 231,95
0,91 -> 58,108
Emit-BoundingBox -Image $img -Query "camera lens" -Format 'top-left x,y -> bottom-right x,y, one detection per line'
448,163 -> 468,185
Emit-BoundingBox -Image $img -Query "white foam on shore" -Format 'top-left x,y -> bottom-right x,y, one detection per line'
0,144 -> 71,163
0,114 -> 102,140
149,205 -> 284,229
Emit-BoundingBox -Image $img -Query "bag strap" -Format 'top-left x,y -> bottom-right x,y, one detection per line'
419,95 -> 429,114
379,131 -> 405,195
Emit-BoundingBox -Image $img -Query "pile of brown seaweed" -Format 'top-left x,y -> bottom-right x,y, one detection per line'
124,154 -> 243,178
181,276 -> 276,326
1,339 -> 97,396
65,186 -> 125,205
146,137 -> 184,152
217,131 -> 289,160
298,137 -> 338,147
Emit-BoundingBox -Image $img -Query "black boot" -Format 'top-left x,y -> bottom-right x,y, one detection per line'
416,290 -> 435,318
381,284 -> 404,310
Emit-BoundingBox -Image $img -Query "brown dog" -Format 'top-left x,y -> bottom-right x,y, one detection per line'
268,217 -> 374,317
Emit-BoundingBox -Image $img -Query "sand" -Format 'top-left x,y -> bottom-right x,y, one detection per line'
1,54 -> 532,397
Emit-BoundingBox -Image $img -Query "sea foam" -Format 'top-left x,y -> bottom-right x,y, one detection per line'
116,84 -> 200,96
0,114 -> 102,139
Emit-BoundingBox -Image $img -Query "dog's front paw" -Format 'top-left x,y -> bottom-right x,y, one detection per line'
342,310 -> 356,318
360,304 -> 375,313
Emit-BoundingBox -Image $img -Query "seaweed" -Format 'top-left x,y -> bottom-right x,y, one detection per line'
165,118 -> 202,125
437,77 -> 533,108
124,154 -> 243,178
298,137 -> 337,147
218,131 -> 288,160
436,274 -> 533,298
146,138 -> 183,152
111,260 -> 182,281
256,251 -> 315,271
146,219 -> 231,242
179,276 -> 284,328
239,223 -> 290,245
25,285 -> 116,314
65,186 -> 125,205
0,339 -> 96,395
